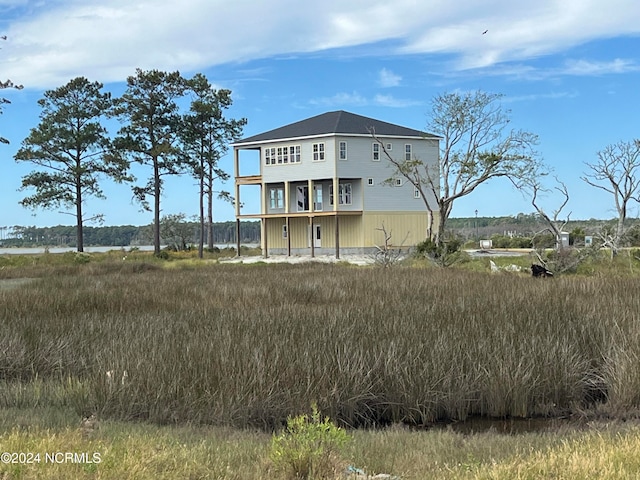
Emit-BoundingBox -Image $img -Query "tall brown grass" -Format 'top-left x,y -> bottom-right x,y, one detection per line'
1,261 -> 639,428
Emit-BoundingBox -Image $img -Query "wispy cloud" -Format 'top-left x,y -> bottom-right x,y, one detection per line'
373,94 -> 422,108
503,91 -> 580,103
309,91 -> 369,107
2,0 -> 640,88
378,68 -> 401,87
309,91 -> 422,108
562,58 -> 640,76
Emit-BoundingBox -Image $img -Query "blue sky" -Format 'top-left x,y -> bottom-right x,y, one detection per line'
1,0 -> 640,228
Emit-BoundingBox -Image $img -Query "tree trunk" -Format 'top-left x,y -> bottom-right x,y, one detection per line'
76,168 -> 84,252
153,158 -> 161,256
207,164 -> 214,250
198,166 -> 205,259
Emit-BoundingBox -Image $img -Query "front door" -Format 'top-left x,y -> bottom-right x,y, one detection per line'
314,225 -> 321,248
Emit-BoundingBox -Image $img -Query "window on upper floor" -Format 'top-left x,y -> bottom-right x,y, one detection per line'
330,183 -> 352,205
339,141 -> 347,160
290,145 -> 301,163
372,143 -> 380,161
405,144 -> 412,161
313,143 -> 325,161
264,147 -> 276,165
265,145 -> 300,165
414,187 -> 421,198
269,187 -> 284,209
395,178 -> 403,187
367,178 -> 374,186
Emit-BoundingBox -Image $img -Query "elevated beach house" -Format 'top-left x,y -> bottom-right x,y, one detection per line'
232,110 -> 440,257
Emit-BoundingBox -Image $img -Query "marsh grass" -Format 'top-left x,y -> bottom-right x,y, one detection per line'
1,260 -> 640,429
3,411 -> 640,479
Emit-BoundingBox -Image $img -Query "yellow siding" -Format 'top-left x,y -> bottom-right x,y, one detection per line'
264,211 -> 439,252
362,212 -> 432,248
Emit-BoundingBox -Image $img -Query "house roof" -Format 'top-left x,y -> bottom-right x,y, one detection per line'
235,110 -> 438,146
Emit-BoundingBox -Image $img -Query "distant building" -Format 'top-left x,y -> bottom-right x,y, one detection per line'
232,110 -> 440,257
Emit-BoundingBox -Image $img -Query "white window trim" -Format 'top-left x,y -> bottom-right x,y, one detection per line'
395,178 -> 403,187
372,143 -> 380,161
405,144 -> 412,161
367,178 -> 374,186
339,141 -> 347,161
269,187 -> 284,209
312,142 -> 325,162
265,145 -> 301,166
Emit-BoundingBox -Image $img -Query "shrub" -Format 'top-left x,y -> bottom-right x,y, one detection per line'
415,237 -> 466,267
270,404 -> 350,479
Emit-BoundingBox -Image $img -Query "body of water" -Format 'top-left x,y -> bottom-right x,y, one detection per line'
0,244 -> 259,255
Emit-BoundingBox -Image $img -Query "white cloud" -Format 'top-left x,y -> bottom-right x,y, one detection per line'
309,91 -> 421,108
309,91 -> 368,107
378,68 -> 401,87
1,0 -> 640,88
372,94 -> 422,108
562,58 -> 640,76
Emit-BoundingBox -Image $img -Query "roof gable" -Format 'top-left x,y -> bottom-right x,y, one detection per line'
236,110 -> 436,145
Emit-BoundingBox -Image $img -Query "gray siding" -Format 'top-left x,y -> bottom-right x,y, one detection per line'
262,138 -> 337,183
336,135 -> 438,212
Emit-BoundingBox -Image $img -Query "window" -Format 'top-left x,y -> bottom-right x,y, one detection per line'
313,143 -> 325,161
264,147 -> 276,165
269,187 -> 284,209
386,143 -> 393,150
395,178 -> 403,187
329,184 -> 352,205
414,187 -> 421,198
405,144 -> 412,161
339,141 -> 347,160
265,145 -> 299,165
313,185 -> 323,211
282,225 -> 288,239
290,146 -> 301,163
340,183 -> 352,205
372,143 -> 380,161
367,178 -> 374,186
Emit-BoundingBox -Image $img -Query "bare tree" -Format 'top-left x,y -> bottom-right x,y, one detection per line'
529,176 -> 571,250
1,35 -> 24,144
582,140 -> 640,255
526,176 -> 599,273
375,91 -> 541,244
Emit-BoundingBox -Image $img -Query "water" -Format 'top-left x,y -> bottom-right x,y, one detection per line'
0,244 -> 259,255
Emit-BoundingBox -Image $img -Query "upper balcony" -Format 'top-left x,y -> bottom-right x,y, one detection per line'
236,174 -> 262,185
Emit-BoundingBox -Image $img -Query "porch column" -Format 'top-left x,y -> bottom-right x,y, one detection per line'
309,216 -> 315,258
235,219 -> 240,257
308,179 -> 314,212
335,214 -> 340,259
284,180 -> 290,214
286,216 -> 291,257
262,218 -> 268,258
234,148 -> 240,218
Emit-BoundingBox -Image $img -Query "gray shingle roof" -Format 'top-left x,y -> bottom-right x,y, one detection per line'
235,110 -> 436,145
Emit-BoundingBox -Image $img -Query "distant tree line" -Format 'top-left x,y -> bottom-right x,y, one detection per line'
0,221 -> 260,248
448,214 -> 640,248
